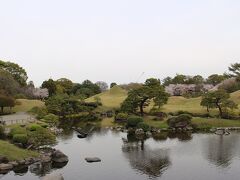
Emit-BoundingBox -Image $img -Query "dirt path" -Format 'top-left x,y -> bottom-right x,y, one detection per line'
0,112 -> 36,125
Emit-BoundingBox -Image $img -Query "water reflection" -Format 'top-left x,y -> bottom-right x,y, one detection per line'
203,133 -> 240,168
122,136 -> 171,178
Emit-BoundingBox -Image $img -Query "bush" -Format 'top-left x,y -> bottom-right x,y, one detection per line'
9,126 -> 27,138
43,113 -> 59,125
137,122 -> 150,132
27,124 -> 42,131
41,124 -> 48,128
29,106 -> 48,119
167,114 -> 192,128
126,116 -> 143,128
0,125 -> 5,139
115,113 -> 128,122
28,127 -> 56,147
13,134 -> 28,145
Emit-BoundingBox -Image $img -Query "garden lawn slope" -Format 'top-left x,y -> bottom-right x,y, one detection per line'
87,88 -> 240,115
86,86 -> 128,111
0,140 -> 38,160
13,99 -> 45,112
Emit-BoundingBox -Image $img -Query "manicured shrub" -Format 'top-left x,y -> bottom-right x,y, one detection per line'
126,116 -> 143,128
43,113 -> 59,125
29,106 -> 48,119
9,126 -> 27,138
27,124 -> 42,131
28,127 -> 56,147
41,124 -> 48,128
115,113 -> 128,122
13,134 -> 28,145
137,122 -> 150,132
167,114 -> 192,128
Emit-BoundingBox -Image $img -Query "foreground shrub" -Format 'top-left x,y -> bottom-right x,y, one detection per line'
115,113 -> 128,122
43,113 -> 59,125
13,134 -> 28,145
126,116 -> 143,128
28,127 -> 56,147
29,106 -> 48,119
9,126 -> 27,138
167,114 -> 192,128
27,124 -> 42,131
137,122 -> 150,132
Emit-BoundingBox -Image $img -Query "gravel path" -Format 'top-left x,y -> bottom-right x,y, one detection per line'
0,112 -> 36,125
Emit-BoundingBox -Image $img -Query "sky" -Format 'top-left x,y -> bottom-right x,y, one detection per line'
0,0 -> 240,86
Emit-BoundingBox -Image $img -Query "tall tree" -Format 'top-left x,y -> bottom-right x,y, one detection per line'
41,79 -> 57,96
121,78 -> 169,116
0,60 -> 28,86
201,90 -> 238,118
95,81 -> 108,92
206,74 -> 226,86
0,69 -> 20,96
228,63 -> 240,78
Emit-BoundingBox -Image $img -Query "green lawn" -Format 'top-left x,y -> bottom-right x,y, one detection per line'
86,86 -> 128,111
13,99 -> 45,112
0,140 -> 38,161
192,117 -> 240,129
87,87 -> 240,116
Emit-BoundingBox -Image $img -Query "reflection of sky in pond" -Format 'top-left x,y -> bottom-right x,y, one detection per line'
2,130 -> 240,180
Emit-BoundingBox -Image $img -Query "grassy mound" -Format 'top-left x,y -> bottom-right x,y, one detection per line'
86,86 -> 128,110
13,99 -> 45,112
0,140 -> 38,160
87,87 -> 240,115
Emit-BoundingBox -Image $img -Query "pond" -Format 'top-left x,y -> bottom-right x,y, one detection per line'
1,129 -> 240,180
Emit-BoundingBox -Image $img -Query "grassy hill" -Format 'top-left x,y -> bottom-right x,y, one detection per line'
87,86 -> 240,115
13,99 -> 45,112
86,86 -> 128,111
0,140 -> 38,160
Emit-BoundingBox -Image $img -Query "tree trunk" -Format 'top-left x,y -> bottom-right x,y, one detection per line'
1,107 -> 3,113
216,103 -> 223,118
140,103 -> 144,117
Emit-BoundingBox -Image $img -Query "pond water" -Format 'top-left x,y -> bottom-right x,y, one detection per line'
1,129 -> 240,180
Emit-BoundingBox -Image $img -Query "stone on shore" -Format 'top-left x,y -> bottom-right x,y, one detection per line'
85,157 -> 101,163
0,163 -> 13,174
42,173 -> 64,180
52,150 -> 69,163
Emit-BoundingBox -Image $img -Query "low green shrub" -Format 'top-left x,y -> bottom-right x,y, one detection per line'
137,122 -> 150,132
43,113 -> 59,125
126,116 -> 143,128
27,127 -> 56,147
167,114 -> 192,128
115,113 -> 128,122
9,126 -> 27,138
29,106 -> 48,119
13,134 -> 28,145
27,124 -> 42,131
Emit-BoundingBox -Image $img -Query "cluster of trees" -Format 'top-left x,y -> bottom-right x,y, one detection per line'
41,79 -> 108,99
45,94 -> 99,118
121,78 -> 169,116
162,63 -> 240,87
0,60 -> 28,112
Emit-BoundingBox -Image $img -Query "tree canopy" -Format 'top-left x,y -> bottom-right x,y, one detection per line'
121,78 -> 169,116
0,60 -> 28,86
201,90 -> 238,118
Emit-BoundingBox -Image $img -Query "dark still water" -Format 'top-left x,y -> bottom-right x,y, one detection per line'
1,129 -> 240,180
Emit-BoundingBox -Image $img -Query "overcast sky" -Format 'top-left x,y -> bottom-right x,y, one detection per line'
0,0 -> 239,86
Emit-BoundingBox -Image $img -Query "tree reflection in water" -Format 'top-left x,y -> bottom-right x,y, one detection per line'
122,136 -> 171,178
203,133 -> 240,168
